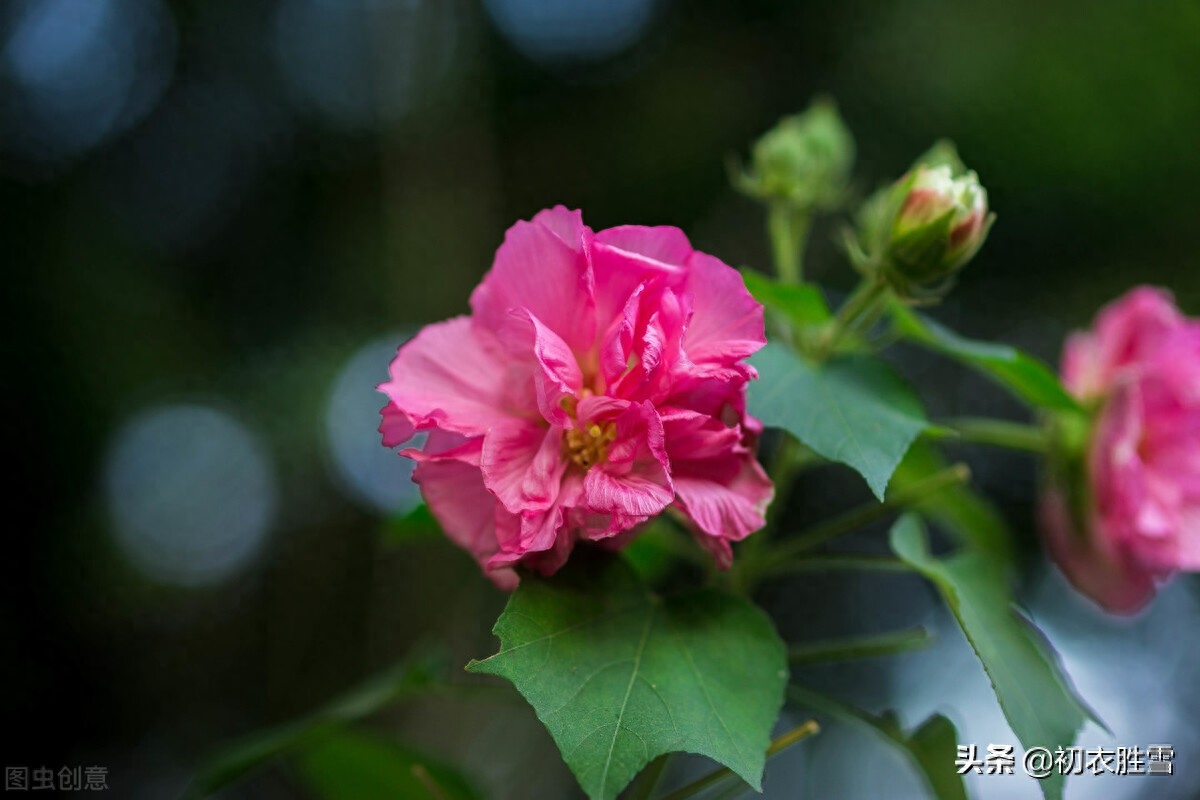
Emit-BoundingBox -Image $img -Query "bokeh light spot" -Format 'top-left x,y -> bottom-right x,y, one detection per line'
272,0 -> 457,130
325,334 -> 424,515
482,0 -> 659,64
2,0 -> 176,163
104,404 -> 277,587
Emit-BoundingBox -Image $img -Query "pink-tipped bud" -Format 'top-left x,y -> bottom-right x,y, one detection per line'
882,165 -> 991,296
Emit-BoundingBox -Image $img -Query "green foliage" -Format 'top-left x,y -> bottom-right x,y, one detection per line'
890,303 -> 1081,412
293,729 -> 481,800
187,649 -> 444,798
735,97 -> 855,209
619,516 -> 706,583
741,269 -> 833,328
748,343 -> 929,499
890,442 -> 1012,562
889,515 -> 1100,800
383,503 -> 443,546
789,685 -> 967,800
466,551 -> 788,800
911,140 -> 967,175
787,627 -> 932,665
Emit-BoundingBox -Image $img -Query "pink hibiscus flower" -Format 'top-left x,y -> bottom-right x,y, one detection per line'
379,207 -> 773,588
1042,287 -> 1200,612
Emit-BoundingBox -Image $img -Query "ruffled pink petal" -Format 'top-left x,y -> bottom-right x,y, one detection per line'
598,283 -> 644,388
662,376 -> 756,436
591,226 -> 692,339
379,401 -> 416,448
693,527 -> 736,570
675,462 -> 772,546
570,508 -> 651,541
379,317 -> 526,437
1143,326 -> 1200,407
579,399 -> 673,519
680,251 -> 766,371
600,285 -> 690,402
1067,287 -> 1183,399
489,472 -> 585,570
1173,508 -> 1200,569
659,406 -> 743,465
1039,486 -> 1156,614
1061,331 -> 1103,399
402,428 -> 482,464
411,443 -> 517,590
522,523 -> 578,577
531,205 -> 589,252
585,467 -> 670,515
1090,380 -> 1147,546
481,420 -> 567,514
470,212 -> 595,354
501,308 -> 584,427
595,225 -> 694,267
662,408 -> 773,564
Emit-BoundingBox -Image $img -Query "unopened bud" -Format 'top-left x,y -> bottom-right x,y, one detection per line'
854,151 -> 993,299
734,99 -> 854,210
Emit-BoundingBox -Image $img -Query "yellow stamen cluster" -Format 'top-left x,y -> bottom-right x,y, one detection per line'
564,422 -> 617,470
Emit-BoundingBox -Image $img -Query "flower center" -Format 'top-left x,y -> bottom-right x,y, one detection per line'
564,422 -> 617,470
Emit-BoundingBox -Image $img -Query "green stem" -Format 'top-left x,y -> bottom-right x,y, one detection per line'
768,203 -> 811,284
732,437 -> 814,592
764,464 -> 970,570
788,627 -> 932,665
936,417 -> 1050,454
822,274 -> 891,355
411,765 -> 451,800
630,754 -> 671,800
764,437 -> 810,531
763,554 -> 912,578
787,684 -> 883,731
658,719 -> 820,800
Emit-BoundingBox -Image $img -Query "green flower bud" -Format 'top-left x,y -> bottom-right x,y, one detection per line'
852,149 -> 993,300
734,99 -> 854,210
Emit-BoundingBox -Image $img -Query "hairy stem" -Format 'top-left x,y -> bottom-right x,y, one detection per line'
822,274 -> 891,355
788,627 -> 932,665
935,417 -> 1050,454
630,754 -> 671,800
759,553 -> 911,579
658,719 -> 820,800
758,464 -> 970,579
768,203 -> 812,284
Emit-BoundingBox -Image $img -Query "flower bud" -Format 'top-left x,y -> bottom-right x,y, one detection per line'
734,99 -> 854,210
860,157 -> 993,300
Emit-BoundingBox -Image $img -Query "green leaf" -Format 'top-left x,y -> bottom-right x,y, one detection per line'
187,649 -> 444,798
466,551 -> 788,800
293,729 -> 480,800
741,269 -> 833,327
889,514 -> 1097,800
890,303 -> 1081,412
748,343 -> 929,499
788,685 -> 966,800
619,516 -> 706,583
902,714 -> 968,800
383,503 -> 442,546
890,442 -> 1012,563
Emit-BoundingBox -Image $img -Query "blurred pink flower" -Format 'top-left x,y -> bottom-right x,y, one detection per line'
1042,287 -> 1200,613
379,207 -> 772,588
